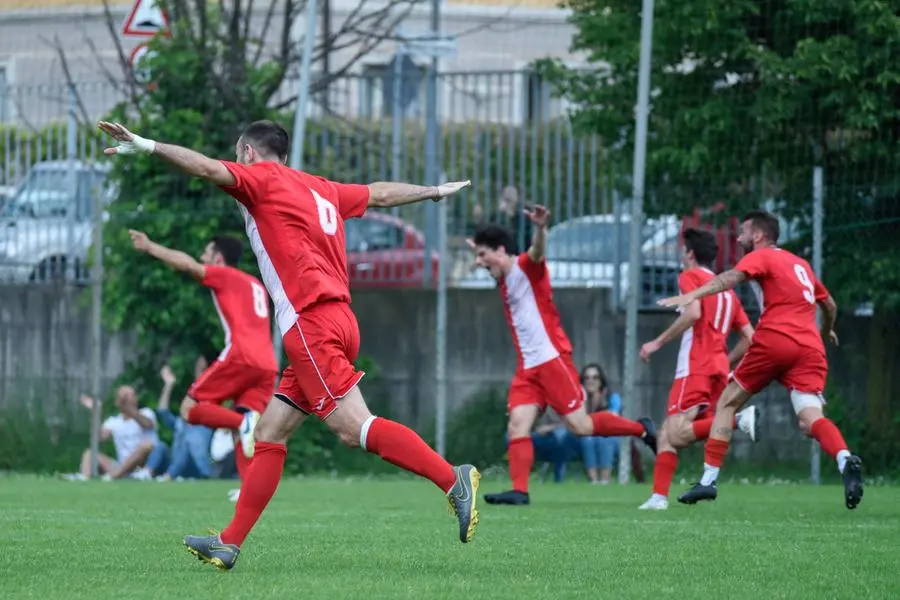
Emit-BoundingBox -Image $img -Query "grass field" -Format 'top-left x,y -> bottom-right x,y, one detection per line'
2,475 -> 897,600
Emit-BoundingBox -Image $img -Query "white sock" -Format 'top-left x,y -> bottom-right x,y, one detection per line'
700,464 -> 719,486
650,493 -> 667,502
836,449 -> 851,474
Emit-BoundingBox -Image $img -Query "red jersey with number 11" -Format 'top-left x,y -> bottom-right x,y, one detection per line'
734,247 -> 830,353
218,161 -> 371,335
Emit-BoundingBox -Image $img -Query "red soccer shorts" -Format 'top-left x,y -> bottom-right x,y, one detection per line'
275,301 -> 364,420
507,354 -> 585,416
732,333 -> 828,395
188,359 -> 276,413
666,374 -> 728,417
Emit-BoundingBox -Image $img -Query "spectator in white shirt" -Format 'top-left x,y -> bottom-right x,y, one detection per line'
74,385 -> 160,479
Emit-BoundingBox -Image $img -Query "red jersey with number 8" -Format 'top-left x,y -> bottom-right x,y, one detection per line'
734,247 -> 829,354
218,161 -> 370,335
201,265 -> 277,371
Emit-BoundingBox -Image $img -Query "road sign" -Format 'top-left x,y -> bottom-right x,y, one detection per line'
129,43 -> 157,87
122,0 -> 171,38
403,35 -> 458,59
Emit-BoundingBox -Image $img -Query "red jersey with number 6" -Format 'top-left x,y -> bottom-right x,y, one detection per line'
200,265 -> 278,371
675,267 -> 749,379
734,247 -> 829,353
218,161 -> 370,335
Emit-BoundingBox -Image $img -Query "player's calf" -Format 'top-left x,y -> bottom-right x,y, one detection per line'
798,399 -> 863,509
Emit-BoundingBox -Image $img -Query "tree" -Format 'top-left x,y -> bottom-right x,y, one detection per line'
538,0 -> 900,444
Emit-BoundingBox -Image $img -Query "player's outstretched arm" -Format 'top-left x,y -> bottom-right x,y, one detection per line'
98,121 -> 235,187
658,268 -> 746,308
639,301 -> 700,363
525,205 -> 550,263
728,323 -> 755,369
128,229 -> 206,281
367,180 -> 471,208
818,294 -> 839,346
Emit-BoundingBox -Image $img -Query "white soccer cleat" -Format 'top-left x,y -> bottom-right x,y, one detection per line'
638,495 -> 669,510
239,411 -> 260,459
62,473 -> 87,482
131,467 -> 152,481
227,488 -> 241,503
736,406 -> 760,442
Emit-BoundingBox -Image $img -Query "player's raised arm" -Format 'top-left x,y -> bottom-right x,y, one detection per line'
129,230 -> 206,281
98,121 -> 235,187
367,180 -> 471,208
657,268 -> 747,309
524,205 -> 550,263
640,300 -> 701,363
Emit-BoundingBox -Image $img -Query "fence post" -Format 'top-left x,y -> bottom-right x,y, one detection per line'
811,166 -> 824,485
89,176 -> 104,478
619,0 -> 655,484
435,195 -> 448,457
66,85 -> 78,277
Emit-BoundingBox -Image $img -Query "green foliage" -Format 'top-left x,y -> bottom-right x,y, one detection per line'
441,387 -> 509,468
0,403 -> 92,473
539,0 -> 900,309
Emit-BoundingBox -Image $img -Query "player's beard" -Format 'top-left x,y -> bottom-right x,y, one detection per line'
740,240 -> 754,254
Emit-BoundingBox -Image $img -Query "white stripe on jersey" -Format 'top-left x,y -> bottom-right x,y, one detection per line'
210,291 -> 232,361
504,263 -> 559,369
238,204 -> 297,335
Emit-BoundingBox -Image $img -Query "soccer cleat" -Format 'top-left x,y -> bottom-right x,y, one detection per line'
638,495 -> 669,510
183,532 -> 240,570
842,455 -> 864,510
483,489 -> 530,506
677,481 -> 718,504
239,411 -> 260,459
638,417 -> 658,454
446,464 -> 481,543
736,406 -> 760,442
62,473 -> 87,482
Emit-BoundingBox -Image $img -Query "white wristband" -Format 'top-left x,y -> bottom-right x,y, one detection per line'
117,134 -> 156,155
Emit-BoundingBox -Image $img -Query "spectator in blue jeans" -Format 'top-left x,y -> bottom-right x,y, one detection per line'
580,363 -> 622,484
153,362 -> 213,480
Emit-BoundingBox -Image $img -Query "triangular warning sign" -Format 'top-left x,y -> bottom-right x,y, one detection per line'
121,0 -> 171,38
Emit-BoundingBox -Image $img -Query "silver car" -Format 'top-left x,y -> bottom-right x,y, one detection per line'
0,161 -> 113,283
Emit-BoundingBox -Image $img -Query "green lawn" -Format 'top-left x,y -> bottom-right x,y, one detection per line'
1,476 -> 896,600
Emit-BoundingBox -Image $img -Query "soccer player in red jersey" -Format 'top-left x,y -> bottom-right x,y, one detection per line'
469,206 -> 658,506
659,211 -> 863,509
99,119 -> 479,570
127,230 -> 276,477
637,228 -> 759,510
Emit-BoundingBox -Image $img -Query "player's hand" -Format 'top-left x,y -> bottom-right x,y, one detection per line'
524,205 -> 550,228
98,121 -> 156,155
639,340 -> 661,363
79,394 -> 95,410
434,180 -> 471,201
826,330 -> 839,346
160,365 -> 176,386
128,229 -> 152,253
657,294 -> 693,309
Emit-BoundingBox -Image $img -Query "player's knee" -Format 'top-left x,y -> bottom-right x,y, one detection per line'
507,420 -> 530,439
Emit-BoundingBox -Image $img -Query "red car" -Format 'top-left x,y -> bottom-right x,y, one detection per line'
345,212 -> 440,288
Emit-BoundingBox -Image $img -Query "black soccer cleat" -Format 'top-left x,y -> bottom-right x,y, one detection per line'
842,455 -> 864,510
677,481 -> 718,505
638,417 -> 658,455
484,489 -> 530,506
183,532 -> 240,571
446,464 -> 481,543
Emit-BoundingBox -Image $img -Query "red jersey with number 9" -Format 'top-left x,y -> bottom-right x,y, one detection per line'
201,265 -> 278,372
218,161 -> 370,335
734,247 -> 830,353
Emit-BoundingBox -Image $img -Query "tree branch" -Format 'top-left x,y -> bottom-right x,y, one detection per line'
101,0 -> 140,110
45,35 -> 93,125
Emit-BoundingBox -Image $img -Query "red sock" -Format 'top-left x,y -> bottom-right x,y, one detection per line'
235,444 -> 251,481
691,415 -> 738,441
652,451 -> 678,497
809,418 -> 849,458
704,438 -> 730,468
220,441 -> 286,546
363,417 -> 457,493
188,403 -> 243,430
590,412 -> 644,437
507,436 -> 534,493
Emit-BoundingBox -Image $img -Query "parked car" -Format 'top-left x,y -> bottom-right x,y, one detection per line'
345,211 -> 440,288
454,213 -> 683,306
0,161 -> 114,283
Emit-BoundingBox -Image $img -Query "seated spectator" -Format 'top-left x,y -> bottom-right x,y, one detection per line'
154,361 -> 213,481
531,410 -> 581,483
579,364 -> 623,484
67,385 -> 167,480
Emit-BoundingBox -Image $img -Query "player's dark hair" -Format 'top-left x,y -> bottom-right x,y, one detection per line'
682,228 -> 718,269
472,224 -> 518,255
240,120 -> 290,162
210,235 -> 243,267
742,210 -> 780,244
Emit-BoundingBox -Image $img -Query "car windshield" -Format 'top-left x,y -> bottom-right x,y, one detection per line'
2,169 -> 73,218
547,220 -> 657,262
